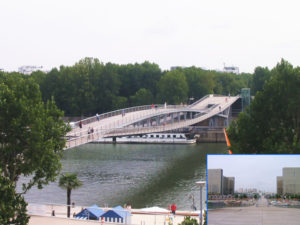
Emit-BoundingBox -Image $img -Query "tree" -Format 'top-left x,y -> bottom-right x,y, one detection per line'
182,67 -> 215,99
59,173 -> 82,218
179,216 -> 199,225
0,73 -> 69,191
157,70 -> 189,104
130,88 -> 154,106
251,66 -> 271,94
0,172 -> 29,225
228,59 -> 300,154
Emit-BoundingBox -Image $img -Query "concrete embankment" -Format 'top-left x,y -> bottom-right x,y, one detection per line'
195,129 -> 226,143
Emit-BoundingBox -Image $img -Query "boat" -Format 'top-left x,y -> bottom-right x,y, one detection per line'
94,133 -> 197,144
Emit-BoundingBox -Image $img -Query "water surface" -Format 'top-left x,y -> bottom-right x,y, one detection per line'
21,143 -> 226,210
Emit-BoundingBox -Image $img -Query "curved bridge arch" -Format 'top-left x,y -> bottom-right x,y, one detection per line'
65,95 -> 240,149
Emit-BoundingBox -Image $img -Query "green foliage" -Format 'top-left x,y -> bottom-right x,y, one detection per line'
130,88 -> 154,106
0,173 -> 29,225
251,66 -> 271,94
157,70 -> 189,104
228,59 -> 300,154
59,173 -> 82,218
0,73 -> 69,191
179,216 -> 199,225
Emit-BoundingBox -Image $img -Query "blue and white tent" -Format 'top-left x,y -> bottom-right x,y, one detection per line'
75,204 -> 104,220
101,206 -> 131,224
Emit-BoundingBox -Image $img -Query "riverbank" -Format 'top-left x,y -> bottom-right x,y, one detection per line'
28,203 -> 200,225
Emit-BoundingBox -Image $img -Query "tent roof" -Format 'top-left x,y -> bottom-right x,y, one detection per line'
75,204 -> 104,219
101,205 -> 131,219
86,204 -> 105,217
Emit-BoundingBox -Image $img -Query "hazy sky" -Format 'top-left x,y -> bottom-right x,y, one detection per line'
1,0 -> 300,72
207,155 -> 300,193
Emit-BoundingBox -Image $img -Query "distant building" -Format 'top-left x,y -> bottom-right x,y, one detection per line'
208,169 -> 235,195
277,167 -> 300,195
223,66 -> 239,74
170,66 -> 186,71
208,169 -> 223,194
277,176 -> 283,195
18,65 -> 45,75
283,168 -> 300,195
227,177 -> 235,195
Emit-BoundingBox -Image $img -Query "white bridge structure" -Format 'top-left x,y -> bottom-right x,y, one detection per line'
65,95 -> 240,149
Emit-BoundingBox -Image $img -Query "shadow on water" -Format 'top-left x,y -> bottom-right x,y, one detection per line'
114,144 -> 226,208
20,143 -> 226,209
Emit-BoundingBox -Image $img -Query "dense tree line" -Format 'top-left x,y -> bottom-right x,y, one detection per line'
228,60 -> 300,154
24,57 -> 252,116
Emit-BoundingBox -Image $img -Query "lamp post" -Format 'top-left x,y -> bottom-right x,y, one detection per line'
196,181 -> 206,225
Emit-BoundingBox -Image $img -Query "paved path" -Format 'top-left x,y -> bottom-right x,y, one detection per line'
208,197 -> 300,225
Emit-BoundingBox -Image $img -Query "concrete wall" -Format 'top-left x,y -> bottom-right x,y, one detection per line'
282,168 -> 300,195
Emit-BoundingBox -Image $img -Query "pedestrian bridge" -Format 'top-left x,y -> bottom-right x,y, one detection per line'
65,95 -> 240,149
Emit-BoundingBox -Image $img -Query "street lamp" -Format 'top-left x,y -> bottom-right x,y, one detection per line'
196,181 -> 206,225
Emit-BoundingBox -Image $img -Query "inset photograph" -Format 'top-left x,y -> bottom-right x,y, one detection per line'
207,155 -> 300,225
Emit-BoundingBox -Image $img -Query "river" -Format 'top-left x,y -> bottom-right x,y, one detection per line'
21,143 -> 226,210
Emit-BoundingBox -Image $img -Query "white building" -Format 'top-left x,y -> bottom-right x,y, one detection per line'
223,66 -> 239,74
18,65 -> 44,75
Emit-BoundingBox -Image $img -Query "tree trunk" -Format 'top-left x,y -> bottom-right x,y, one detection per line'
67,188 -> 71,218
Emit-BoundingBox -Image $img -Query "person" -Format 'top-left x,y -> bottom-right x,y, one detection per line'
164,102 -> 167,109
122,109 -> 125,117
219,106 -> 221,111
51,210 -> 55,216
96,113 -> 100,121
79,121 -> 82,129
171,203 -> 176,215
87,127 -> 91,139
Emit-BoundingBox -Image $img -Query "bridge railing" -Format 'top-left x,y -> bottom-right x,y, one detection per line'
188,95 -> 209,108
71,104 -> 187,128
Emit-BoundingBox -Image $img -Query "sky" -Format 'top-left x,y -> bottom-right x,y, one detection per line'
1,0 -> 300,73
207,155 -> 300,193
